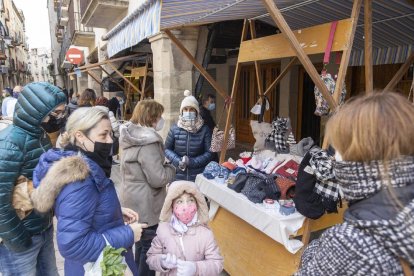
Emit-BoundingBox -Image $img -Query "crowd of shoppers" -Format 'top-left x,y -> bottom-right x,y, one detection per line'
0,81 -> 412,276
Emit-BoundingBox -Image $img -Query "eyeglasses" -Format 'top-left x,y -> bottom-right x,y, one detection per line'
50,106 -> 68,119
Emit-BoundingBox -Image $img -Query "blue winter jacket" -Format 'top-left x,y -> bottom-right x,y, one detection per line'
0,82 -> 66,252
31,149 -> 137,276
165,124 -> 213,181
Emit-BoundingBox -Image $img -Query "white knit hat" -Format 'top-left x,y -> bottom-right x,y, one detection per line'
180,90 -> 199,114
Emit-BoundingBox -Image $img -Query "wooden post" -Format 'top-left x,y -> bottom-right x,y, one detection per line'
333,0 -> 362,103
301,219 -> 312,246
164,29 -> 228,100
384,52 -> 414,92
140,56 -> 149,100
364,0 -> 373,94
250,20 -> 264,96
107,62 -> 141,95
262,0 -> 337,110
86,70 -> 102,85
219,20 -> 249,163
98,65 -> 126,92
264,57 -> 297,96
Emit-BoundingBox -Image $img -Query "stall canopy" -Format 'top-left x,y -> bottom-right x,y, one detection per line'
103,0 -> 414,64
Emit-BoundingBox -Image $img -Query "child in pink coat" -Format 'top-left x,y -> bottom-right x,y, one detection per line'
147,181 -> 223,275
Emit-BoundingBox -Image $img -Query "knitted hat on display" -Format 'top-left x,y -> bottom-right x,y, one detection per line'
180,90 -> 199,114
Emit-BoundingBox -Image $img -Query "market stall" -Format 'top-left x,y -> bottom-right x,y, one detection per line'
196,174 -> 345,275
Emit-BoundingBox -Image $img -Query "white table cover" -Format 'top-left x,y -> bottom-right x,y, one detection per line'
195,175 -> 306,254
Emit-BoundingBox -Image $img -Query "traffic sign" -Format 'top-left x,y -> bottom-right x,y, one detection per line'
65,48 -> 84,65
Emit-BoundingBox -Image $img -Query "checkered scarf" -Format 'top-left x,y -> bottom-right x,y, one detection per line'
334,156 -> 414,201
309,147 -> 340,201
177,115 -> 204,133
335,156 -> 414,266
266,117 -> 291,152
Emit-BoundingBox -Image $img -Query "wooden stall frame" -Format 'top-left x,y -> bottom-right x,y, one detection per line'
364,0 -> 373,93
384,52 -> 414,92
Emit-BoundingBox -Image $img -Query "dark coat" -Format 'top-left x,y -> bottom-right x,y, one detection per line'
31,149 -> 137,276
0,82 -> 66,252
199,105 -> 215,131
165,124 -> 213,181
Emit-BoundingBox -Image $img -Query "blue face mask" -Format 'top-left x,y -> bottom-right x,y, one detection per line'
208,103 -> 216,111
182,111 -> 196,120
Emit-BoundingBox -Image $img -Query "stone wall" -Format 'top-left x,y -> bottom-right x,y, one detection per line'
149,27 -> 200,139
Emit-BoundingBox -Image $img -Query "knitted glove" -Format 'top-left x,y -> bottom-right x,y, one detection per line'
177,259 -> 196,276
161,253 -> 177,270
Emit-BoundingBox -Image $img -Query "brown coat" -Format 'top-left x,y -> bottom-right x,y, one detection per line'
119,122 -> 175,227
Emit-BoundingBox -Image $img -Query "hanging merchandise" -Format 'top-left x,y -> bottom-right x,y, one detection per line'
264,117 -> 292,153
313,21 -> 347,116
210,98 -> 236,152
250,120 -> 272,151
250,96 -> 270,123
293,146 -> 341,219
210,127 -> 236,152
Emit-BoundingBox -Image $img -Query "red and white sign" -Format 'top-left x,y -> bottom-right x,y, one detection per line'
65,48 -> 84,65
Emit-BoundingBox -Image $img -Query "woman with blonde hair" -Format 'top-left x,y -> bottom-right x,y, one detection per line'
296,92 -> 414,275
119,99 -> 176,275
31,107 -> 146,275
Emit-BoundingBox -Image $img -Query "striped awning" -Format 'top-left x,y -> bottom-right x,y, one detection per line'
104,0 -> 414,66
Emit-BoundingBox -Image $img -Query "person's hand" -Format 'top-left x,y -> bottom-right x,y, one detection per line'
177,259 -> 196,276
182,155 -> 190,165
178,161 -> 187,171
160,253 -> 178,270
129,223 -> 148,242
122,207 -> 139,224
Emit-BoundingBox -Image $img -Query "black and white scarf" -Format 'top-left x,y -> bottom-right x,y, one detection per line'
309,147 -> 340,202
335,156 -> 414,265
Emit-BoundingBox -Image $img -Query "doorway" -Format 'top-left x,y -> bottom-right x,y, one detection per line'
235,62 -> 281,144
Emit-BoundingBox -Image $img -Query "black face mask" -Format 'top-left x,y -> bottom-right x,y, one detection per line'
41,114 -> 67,133
82,137 -> 113,177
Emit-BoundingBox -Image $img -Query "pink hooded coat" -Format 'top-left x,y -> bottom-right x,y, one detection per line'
146,181 -> 223,275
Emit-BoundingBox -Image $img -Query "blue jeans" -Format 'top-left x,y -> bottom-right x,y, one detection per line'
0,226 -> 58,276
135,224 -> 158,276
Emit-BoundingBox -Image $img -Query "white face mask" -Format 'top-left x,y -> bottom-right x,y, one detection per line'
155,117 -> 165,131
335,151 -> 343,162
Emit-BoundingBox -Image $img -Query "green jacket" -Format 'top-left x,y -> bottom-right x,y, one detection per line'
0,82 -> 66,252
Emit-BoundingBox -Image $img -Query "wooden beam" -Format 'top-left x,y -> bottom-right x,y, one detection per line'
384,52 -> 414,92
141,56 -> 149,100
239,19 -> 353,63
86,70 -> 102,85
364,0 -> 373,93
219,20 -> 249,163
98,65 -> 126,92
262,0 -> 337,110
301,219 -> 312,246
333,0 -> 362,104
250,20 -> 264,96
164,29 -> 228,100
68,53 -> 144,75
107,62 -> 141,95
264,57 -> 297,96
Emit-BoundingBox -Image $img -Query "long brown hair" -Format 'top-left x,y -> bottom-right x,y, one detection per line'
326,92 -> 414,162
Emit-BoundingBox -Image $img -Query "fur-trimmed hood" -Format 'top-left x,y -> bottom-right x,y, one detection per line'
159,181 -> 209,224
31,149 -> 110,213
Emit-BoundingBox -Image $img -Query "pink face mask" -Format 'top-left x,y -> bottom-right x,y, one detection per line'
173,202 -> 197,225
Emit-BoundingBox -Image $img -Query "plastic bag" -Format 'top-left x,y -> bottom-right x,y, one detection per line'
84,235 -> 132,276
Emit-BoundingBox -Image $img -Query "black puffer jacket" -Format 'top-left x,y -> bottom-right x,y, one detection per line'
165,124 -> 213,181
